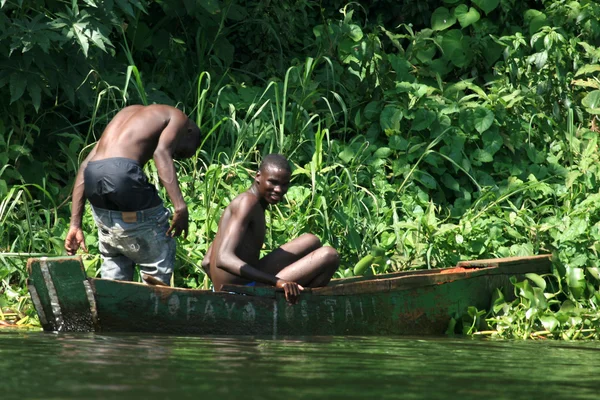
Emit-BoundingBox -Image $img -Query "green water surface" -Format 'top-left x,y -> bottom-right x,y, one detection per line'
1,332 -> 599,399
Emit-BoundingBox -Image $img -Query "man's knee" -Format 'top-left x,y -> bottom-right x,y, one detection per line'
299,233 -> 322,250
318,246 -> 340,268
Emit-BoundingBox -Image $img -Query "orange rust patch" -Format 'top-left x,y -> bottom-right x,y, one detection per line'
440,267 -> 469,274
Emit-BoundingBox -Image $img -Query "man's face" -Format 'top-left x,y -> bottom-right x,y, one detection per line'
256,166 -> 291,205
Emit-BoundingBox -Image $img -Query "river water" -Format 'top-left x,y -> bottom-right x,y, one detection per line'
1,331 -> 599,400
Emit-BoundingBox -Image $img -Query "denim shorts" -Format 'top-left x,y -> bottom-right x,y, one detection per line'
91,204 -> 176,285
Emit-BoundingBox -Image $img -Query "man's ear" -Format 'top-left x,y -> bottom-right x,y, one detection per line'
254,171 -> 261,183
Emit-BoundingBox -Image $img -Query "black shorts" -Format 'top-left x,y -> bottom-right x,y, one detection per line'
84,157 -> 162,211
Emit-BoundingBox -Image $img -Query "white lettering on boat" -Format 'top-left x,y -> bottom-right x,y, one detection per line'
324,299 -> 337,323
272,301 -> 278,338
225,301 -> 236,319
187,298 -> 197,321
142,293 -> 374,327
204,300 -> 215,321
345,299 -> 354,321
301,300 -> 309,322
242,303 -> 256,323
285,302 -> 294,322
168,295 -> 180,315
150,292 -> 159,315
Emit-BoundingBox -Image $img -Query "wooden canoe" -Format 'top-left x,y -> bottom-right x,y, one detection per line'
26,255 -> 551,335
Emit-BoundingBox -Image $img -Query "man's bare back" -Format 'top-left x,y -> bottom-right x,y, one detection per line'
91,105 -> 198,165
202,154 -> 339,303
65,104 -> 201,285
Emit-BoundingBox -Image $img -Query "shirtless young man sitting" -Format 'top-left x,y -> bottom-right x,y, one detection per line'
64,104 -> 201,285
201,154 -> 340,303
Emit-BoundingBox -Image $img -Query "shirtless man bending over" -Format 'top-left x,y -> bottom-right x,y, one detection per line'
202,154 -> 339,303
64,104 -> 201,285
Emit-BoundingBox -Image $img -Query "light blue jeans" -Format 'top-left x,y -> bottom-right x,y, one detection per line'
91,204 -> 175,285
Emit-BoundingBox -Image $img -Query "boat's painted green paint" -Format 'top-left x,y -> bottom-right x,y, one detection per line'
27,255 -> 552,335
27,257 -> 96,332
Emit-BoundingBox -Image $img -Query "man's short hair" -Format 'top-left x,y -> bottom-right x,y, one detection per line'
259,154 -> 291,173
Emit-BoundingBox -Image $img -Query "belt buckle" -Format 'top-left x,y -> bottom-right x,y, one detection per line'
122,211 -> 137,223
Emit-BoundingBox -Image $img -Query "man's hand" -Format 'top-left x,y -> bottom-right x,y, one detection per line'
167,207 -> 189,238
65,226 -> 87,255
276,279 -> 304,304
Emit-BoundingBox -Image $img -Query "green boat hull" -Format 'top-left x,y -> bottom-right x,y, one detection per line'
27,255 -> 551,336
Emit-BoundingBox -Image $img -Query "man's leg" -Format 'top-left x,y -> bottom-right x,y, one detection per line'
258,233 -> 339,287
92,207 -> 136,281
129,205 -> 176,285
97,226 -> 135,281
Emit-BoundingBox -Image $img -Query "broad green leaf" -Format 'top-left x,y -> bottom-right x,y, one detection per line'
346,24 -> 363,42
89,30 -> 108,52
540,315 -> 559,332
214,38 -> 234,66
528,51 -> 548,69
587,267 -> 600,281
454,5 -> 480,28
438,30 -> 471,67
525,10 -> 547,35
411,109 -> 436,131
566,266 -> 586,297
525,273 -> 546,290
380,106 -> 403,132
472,0 -> 499,15
423,201 -> 438,230
389,136 -> 408,151
338,146 -> 355,164
458,110 -> 475,133
381,232 -> 397,249
116,0 -> 135,17
575,64 -> 600,77
441,173 -> 460,191
472,149 -> 493,163
559,300 -> 577,313
431,7 -> 456,31
569,254 -> 588,268
414,170 -> 438,189
373,147 -> 392,158
559,218 -> 588,242
198,0 -> 220,14
482,128 -> 502,156
364,101 -> 382,121
473,107 -> 494,133
481,37 -> 504,66
582,90 -> 600,114
27,81 -> 41,112
415,46 -> 437,64
388,54 -> 414,82
9,73 -> 26,103
313,25 -> 327,39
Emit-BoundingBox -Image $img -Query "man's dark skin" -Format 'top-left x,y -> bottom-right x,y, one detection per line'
201,155 -> 339,303
65,104 -> 201,254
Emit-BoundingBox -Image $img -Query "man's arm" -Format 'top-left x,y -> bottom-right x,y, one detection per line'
64,145 -> 97,255
201,243 -> 212,279
153,108 -> 189,237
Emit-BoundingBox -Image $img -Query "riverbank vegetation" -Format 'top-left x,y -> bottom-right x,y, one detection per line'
2,0 -> 600,338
